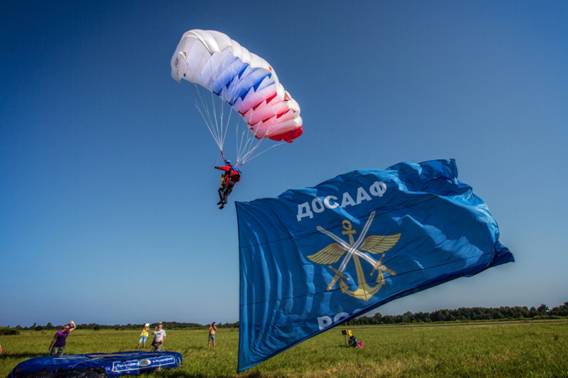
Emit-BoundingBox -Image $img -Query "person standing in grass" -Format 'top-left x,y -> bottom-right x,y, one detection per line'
137,323 -> 150,349
48,321 -> 76,356
208,322 -> 217,349
151,322 -> 166,352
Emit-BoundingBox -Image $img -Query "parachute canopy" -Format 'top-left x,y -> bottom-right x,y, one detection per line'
171,29 -> 303,145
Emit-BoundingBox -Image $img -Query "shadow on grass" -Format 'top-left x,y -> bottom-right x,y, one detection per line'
159,370 -> 266,378
182,346 -> 208,351
0,352 -> 43,360
158,373 -> 233,378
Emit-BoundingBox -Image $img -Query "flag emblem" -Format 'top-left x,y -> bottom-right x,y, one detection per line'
308,211 -> 400,301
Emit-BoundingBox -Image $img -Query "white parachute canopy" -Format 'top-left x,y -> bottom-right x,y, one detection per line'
171,29 -> 303,165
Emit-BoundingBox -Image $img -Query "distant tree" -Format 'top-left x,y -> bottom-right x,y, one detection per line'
550,302 -> 568,316
537,304 -> 549,315
345,300 -> 567,325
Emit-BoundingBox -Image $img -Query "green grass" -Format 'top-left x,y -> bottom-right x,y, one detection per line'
1,320 -> 567,377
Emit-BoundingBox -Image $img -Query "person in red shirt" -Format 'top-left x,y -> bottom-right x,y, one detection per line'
215,160 -> 241,209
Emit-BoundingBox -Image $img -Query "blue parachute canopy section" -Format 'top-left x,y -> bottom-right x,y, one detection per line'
236,159 -> 513,372
9,351 -> 182,377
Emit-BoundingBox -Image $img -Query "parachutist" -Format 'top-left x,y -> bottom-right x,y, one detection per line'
215,160 -> 241,209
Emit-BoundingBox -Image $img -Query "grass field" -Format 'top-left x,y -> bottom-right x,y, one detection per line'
1,320 -> 567,377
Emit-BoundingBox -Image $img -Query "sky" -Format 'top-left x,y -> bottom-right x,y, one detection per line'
1,0 -> 567,327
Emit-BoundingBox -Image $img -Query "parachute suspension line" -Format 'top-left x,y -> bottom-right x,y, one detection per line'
194,85 -> 216,139
218,90 -> 224,145
237,115 -> 254,165
235,123 -> 249,166
193,85 -> 223,150
240,136 -> 261,165
235,122 -> 283,166
241,142 -> 283,165
194,101 -> 221,150
235,110 -> 259,165
192,85 -> 283,166
209,91 -> 222,147
221,99 -> 232,152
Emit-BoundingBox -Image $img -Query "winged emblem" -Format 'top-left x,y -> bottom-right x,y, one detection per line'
307,212 -> 400,301
307,234 -> 401,264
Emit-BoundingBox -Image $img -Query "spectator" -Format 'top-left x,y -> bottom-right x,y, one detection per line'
137,323 -> 150,349
348,334 -> 364,349
151,323 -> 166,352
341,329 -> 353,346
208,322 -> 217,349
48,321 -> 76,356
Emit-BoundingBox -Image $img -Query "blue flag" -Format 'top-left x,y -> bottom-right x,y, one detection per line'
236,159 -> 513,372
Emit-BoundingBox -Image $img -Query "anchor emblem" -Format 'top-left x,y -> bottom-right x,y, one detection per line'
307,211 -> 400,301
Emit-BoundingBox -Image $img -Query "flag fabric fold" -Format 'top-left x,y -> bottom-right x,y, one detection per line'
236,159 -> 513,372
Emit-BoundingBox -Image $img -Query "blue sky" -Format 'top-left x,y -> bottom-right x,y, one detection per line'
1,0 -> 567,326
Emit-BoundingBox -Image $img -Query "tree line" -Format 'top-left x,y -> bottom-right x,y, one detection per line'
2,302 -> 567,332
346,302 -> 568,325
4,321 -> 240,332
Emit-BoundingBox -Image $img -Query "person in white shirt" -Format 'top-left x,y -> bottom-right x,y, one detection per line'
151,322 -> 167,351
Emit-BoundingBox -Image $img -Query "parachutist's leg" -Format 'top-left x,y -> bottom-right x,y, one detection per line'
222,187 -> 233,205
225,185 -> 233,201
218,187 -> 227,209
218,187 -> 225,204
